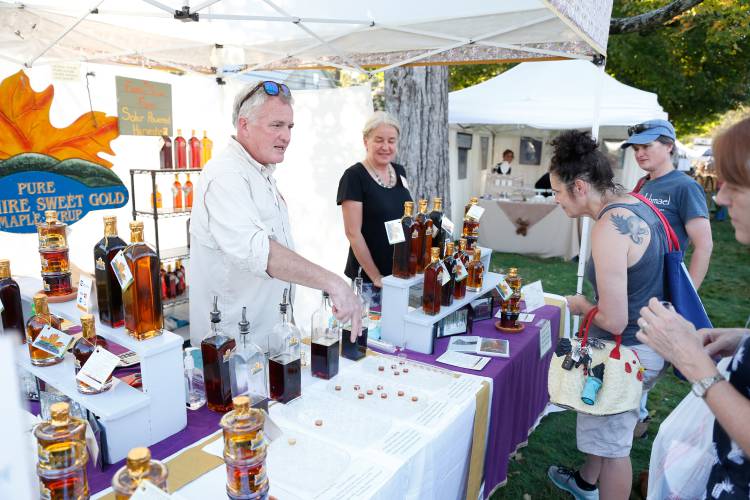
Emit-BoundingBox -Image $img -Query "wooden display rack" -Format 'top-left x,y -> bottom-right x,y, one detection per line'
15,276 -> 187,464
380,247 -> 501,354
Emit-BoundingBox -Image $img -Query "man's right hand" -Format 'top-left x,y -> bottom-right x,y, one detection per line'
329,278 -> 362,342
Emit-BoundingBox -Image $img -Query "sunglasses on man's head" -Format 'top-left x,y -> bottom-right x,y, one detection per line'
627,123 -> 650,136
238,80 -> 291,110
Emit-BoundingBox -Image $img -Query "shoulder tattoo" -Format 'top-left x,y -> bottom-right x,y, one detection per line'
610,214 -> 648,244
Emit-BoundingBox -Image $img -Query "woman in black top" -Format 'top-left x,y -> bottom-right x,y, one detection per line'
336,111 -> 412,289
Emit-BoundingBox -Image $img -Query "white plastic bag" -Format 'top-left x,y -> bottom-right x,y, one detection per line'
648,359 -> 729,500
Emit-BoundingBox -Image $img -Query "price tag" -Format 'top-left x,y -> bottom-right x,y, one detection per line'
441,216 -> 454,235
496,280 -> 513,301
76,276 -> 93,313
521,280 -> 546,312
431,225 -> 439,238
262,410 -> 282,443
76,346 -> 120,392
454,261 -> 468,282
32,325 -> 75,358
538,319 -> 552,358
466,204 -> 485,221
110,250 -> 133,290
130,480 -> 172,499
518,313 -> 535,323
384,219 -> 406,245
438,262 -> 451,286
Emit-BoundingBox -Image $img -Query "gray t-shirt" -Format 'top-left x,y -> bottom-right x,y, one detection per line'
639,170 -> 708,251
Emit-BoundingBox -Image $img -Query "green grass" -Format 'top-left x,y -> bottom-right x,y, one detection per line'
487,219 -> 750,499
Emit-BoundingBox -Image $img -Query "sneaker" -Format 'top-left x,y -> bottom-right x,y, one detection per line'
547,466 -> 600,500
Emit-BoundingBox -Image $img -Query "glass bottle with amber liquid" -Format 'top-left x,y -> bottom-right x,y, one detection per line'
122,221 -> 163,340
202,296 -> 236,413
172,174 -> 183,210
0,259 -> 25,342
94,216 -> 126,328
429,197 -> 444,257
34,402 -> 88,500
310,291 -> 339,379
422,247 -> 443,316
410,200 -> 425,275
72,314 -> 113,394
150,187 -> 162,209
201,130 -> 213,166
189,129 -> 202,168
504,267 -> 523,327
174,128 -> 187,169
112,447 -> 168,499
441,242 -> 457,306
183,173 -> 194,209
392,201 -> 417,278
341,276 -> 369,361
37,210 -> 68,250
453,240 -> 469,300
466,247 -> 484,292
268,290 -> 301,403
229,307 -> 269,412
26,293 -> 63,366
462,197 -> 480,249
159,128 -> 172,169
416,199 -> 433,270
220,396 -> 269,500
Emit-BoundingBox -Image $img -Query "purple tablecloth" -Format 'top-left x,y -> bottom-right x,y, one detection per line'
401,304 -> 560,498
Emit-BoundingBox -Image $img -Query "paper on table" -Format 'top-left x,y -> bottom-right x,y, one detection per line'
538,319 -> 552,359
521,280 -> 546,312
76,276 -> 93,313
518,313 -> 535,323
76,346 -> 120,391
436,351 -> 490,371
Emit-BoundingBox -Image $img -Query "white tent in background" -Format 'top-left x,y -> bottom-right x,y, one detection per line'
446,59 -> 668,223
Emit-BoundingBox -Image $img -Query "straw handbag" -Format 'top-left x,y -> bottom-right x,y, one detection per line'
548,307 -> 644,416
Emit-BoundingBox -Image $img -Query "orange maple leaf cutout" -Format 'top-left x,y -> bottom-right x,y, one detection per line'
0,70 -> 119,167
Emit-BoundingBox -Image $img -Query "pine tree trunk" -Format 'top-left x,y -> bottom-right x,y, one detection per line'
384,65 -> 451,215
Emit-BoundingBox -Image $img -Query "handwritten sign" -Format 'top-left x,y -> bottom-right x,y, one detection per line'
116,77 -> 172,136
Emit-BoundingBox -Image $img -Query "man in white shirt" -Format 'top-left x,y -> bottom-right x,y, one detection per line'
189,81 -> 362,347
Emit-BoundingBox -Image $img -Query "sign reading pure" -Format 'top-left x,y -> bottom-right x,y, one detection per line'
0,70 -> 128,233
115,76 -> 172,136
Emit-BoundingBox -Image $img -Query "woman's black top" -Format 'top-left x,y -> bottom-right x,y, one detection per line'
336,162 -> 412,282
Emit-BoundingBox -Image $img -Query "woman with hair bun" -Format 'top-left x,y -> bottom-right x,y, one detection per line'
545,130 -> 669,499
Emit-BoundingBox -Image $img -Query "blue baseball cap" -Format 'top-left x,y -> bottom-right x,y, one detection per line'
621,119 -> 676,149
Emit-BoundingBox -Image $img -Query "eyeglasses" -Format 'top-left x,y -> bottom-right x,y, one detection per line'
237,81 -> 291,111
627,123 -> 650,136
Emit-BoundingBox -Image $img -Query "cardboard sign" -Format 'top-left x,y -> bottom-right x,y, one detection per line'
115,77 -> 173,137
31,325 -> 74,358
76,276 -> 93,313
384,219 -> 406,245
521,280 -> 546,312
76,346 -> 120,391
538,319 -> 552,358
111,250 -> 134,290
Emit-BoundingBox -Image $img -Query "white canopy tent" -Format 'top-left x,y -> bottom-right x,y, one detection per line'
447,59 -> 668,223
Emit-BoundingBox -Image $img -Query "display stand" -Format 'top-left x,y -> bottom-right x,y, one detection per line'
381,247 -> 499,354
15,276 -> 187,464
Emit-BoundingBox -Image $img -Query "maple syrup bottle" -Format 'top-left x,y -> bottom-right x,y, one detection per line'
410,200 -> 425,275
268,290 -> 302,403
37,210 -> 68,250
462,197 -> 480,249
159,264 -> 168,300
150,187 -> 163,209
202,296 -> 236,413
201,130 -> 213,166
458,238 -> 471,266
122,221 -> 163,340
392,201 -> 417,278
72,314 -> 113,394
189,129 -> 202,168
429,197 -> 444,257
453,240 -> 468,300
159,128 -> 173,169
174,128 -> 187,169
183,173 -> 194,209
466,247 -> 484,292
416,199 -> 433,270
422,247 -> 443,316
174,259 -> 186,295
112,447 -> 168,499
441,241 -> 456,306
0,259 -> 25,342
26,293 -> 63,366
166,264 -> 177,299
94,216 -> 126,328
172,174 -> 183,210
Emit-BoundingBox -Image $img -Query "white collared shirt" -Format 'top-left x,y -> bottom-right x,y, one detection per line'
188,138 -> 295,347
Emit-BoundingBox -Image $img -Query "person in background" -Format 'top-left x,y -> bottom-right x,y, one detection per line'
337,111 -> 412,307
623,118 -> 714,437
637,116 -> 750,499
546,130 -> 668,500
494,149 -> 515,175
189,81 -> 362,347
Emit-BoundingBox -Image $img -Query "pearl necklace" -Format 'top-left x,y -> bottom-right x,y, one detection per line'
363,160 -> 394,188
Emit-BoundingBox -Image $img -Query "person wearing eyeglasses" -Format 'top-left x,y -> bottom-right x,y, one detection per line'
636,117 -> 750,500
188,81 -> 362,348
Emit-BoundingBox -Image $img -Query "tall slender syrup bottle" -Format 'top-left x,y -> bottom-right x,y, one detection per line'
159,128 -> 172,169
201,130 -> 213,166
268,290 -> 301,403
416,199 -> 433,271
429,197 -> 445,257
410,200 -> 425,275
201,296 -> 236,413
229,307 -> 269,412
453,240 -> 468,299
183,173 -> 194,209
0,259 -> 24,342
94,216 -> 126,328
189,129 -> 202,168
172,174 -> 183,210
422,247 -> 443,315
441,241 -> 457,306
122,221 -> 163,340
310,291 -> 339,379
392,201 -> 417,278
26,293 -> 63,366
174,128 -> 187,169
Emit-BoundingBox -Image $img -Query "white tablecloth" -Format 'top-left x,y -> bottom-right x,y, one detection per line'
478,199 -> 580,260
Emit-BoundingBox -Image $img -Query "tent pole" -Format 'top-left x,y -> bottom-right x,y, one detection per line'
573,55 -> 607,333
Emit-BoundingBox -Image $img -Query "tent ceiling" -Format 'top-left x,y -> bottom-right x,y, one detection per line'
1,0 -> 612,74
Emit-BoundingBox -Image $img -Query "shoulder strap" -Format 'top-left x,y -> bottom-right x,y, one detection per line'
632,174 -> 650,194
630,192 -> 679,252
577,306 -> 623,360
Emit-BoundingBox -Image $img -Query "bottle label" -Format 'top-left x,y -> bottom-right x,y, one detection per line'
454,261 -> 468,282
110,250 -> 134,290
466,205 -> 485,221
441,216 -> 455,235
183,185 -> 193,196
0,297 -> 4,314
95,257 -> 106,271
75,346 -> 120,391
384,219 -> 405,245
32,325 -> 75,358
438,262 -> 450,286
496,279 -> 513,301
76,276 -> 93,313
